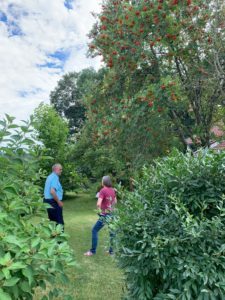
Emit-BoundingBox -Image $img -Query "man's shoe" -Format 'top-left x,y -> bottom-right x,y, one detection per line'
106,251 -> 114,256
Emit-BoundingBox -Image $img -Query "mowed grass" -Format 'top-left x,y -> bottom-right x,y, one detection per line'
49,191 -> 124,300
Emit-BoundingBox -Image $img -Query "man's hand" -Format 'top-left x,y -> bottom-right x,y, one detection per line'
57,201 -> 64,208
50,188 -> 63,207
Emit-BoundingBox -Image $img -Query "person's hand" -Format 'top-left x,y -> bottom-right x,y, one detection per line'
58,201 -> 64,207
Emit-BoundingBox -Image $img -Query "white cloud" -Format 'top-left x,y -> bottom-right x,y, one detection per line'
0,0 -> 102,121
64,46 -> 102,72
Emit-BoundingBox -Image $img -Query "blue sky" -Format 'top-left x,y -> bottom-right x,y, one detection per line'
0,0 -> 101,120
64,0 -> 74,10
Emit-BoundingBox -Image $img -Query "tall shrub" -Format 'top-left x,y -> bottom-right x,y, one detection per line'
33,103 -> 83,192
0,115 -> 75,299
115,150 -> 225,299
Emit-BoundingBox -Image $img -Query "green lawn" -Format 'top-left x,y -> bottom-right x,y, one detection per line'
54,191 -> 124,300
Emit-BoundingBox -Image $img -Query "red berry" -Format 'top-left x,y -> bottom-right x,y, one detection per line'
107,57 -> 113,68
100,16 -> 107,22
172,0 -> 178,5
153,15 -> 159,24
158,107 -> 163,112
169,35 -> 177,41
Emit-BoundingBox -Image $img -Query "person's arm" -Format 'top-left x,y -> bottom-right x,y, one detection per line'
50,188 -> 63,207
114,188 -> 118,205
97,197 -> 103,209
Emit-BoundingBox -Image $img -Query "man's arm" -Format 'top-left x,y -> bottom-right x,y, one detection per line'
50,188 -> 63,207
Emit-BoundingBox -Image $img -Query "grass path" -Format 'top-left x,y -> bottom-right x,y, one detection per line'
63,191 -> 124,300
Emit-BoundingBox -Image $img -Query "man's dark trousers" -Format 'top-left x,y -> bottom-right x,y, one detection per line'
44,199 -> 64,226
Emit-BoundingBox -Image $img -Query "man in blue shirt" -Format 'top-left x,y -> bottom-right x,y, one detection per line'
44,164 -> 64,226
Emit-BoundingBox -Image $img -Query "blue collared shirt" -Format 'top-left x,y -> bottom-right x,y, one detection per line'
44,172 -> 63,201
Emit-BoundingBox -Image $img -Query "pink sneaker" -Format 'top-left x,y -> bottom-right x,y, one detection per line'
84,251 -> 94,256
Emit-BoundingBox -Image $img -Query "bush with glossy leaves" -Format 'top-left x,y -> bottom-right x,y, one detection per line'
115,149 -> 225,300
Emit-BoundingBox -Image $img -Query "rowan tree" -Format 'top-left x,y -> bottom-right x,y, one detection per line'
89,0 -> 225,148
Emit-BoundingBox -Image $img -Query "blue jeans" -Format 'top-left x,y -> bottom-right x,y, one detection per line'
90,214 -> 115,254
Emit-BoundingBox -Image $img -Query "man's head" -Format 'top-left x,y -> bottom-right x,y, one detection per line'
102,175 -> 112,187
52,163 -> 63,176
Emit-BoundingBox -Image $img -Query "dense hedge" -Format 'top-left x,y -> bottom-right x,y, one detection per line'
115,150 -> 225,300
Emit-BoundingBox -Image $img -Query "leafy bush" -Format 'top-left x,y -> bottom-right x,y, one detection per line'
115,149 -> 225,300
0,115 -> 75,299
33,103 -> 85,192
72,126 -> 125,182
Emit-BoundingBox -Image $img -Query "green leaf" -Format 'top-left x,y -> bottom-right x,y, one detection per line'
31,237 -> 41,248
2,268 -> 10,280
22,266 -> 34,285
5,114 -> 15,123
0,288 -> 12,300
3,186 -> 18,195
60,273 -> 69,285
20,281 -> 31,293
3,277 -> 20,287
0,120 -> 6,126
8,124 -> 19,129
3,236 -> 22,247
64,296 -> 73,300
8,262 -> 26,270
0,213 -> 8,220
0,253 -> 11,266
